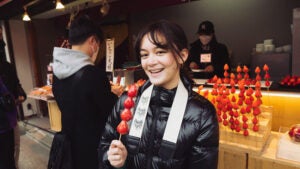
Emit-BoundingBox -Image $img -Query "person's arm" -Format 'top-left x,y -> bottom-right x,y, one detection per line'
98,94 -> 127,169
187,103 -> 219,169
213,44 -> 230,77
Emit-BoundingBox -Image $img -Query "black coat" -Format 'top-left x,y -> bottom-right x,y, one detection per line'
187,39 -> 230,78
99,75 -> 219,169
53,65 -> 117,169
0,61 -> 20,98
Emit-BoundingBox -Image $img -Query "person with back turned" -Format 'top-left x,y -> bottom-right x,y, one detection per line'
49,15 -> 118,169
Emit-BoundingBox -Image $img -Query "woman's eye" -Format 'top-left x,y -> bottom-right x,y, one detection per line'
156,50 -> 166,55
140,53 -> 148,59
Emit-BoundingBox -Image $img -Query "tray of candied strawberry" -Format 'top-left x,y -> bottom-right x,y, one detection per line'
278,75 -> 300,88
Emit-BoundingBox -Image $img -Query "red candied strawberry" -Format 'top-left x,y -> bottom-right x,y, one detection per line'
240,107 -> 246,114
243,66 -> 249,73
256,74 -> 261,81
235,126 -> 241,132
243,129 -> 249,136
236,66 -> 242,73
242,115 -> 248,122
263,64 -> 269,71
211,89 -> 218,95
223,120 -> 229,126
252,100 -> 260,108
229,117 -> 234,123
117,120 -> 129,135
212,75 -> 218,83
265,80 -> 270,87
218,116 -> 222,122
252,117 -> 259,124
124,97 -> 135,109
231,95 -> 236,102
246,105 -> 252,113
230,73 -> 235,80
222,113 -> 228,119
246,88 -> 254,96
127,85 -> 138,97
120,108 -> 133,121
255,90 -> 262,98
264,72 -> 271,79
242,123 -> 248,129
233,111 -> 239,118
237,73 -> 243,80
224,64 -> 229,71
253,107 -> 261,116
255,67 -> 261,74
253,124 -> 259,132
231,87 -> 236,94
224,71 -> 229,77
234,119 -> 240,125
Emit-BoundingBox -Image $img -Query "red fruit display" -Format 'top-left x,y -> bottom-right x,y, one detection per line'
117,120 -> 129,135
279,75 -> 300,88
288,124 -> 300,142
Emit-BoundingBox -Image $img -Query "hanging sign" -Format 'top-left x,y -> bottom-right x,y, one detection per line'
106,38 -> 115,72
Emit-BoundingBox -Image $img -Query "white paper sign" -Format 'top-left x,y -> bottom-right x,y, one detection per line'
106,38 -> 115,72
200,53 -> 212,63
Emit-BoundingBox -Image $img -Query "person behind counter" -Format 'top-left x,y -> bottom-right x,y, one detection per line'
98,20 -> 219,169
49,15 -> 119,169
187,20 -> 230,79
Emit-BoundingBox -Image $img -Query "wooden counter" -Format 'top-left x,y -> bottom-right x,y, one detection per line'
248,132 -> 300,169
27,94 -> 61,132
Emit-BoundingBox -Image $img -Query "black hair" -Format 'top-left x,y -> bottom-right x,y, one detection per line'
134,20 -> 193,80
135,20 -> 188,64
68,15 -> 104,45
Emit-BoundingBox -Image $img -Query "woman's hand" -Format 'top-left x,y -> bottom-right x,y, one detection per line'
107,140 -> 128,168
110,81 -> 124,97
189,62 -> 199,69
205,65 -> 214,72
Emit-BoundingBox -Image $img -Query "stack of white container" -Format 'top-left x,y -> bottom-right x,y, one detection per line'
255,39 -> 291,53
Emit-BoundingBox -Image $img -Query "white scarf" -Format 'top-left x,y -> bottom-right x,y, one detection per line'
129,78 -> 188,144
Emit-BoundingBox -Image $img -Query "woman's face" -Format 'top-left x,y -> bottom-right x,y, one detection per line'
140,34 -> 181,89
199,34 -> 213,45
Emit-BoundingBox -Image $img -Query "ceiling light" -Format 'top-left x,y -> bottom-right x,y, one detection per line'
100,0 -> 109,16
56,0 -> 65,9
22,7 -> 31,21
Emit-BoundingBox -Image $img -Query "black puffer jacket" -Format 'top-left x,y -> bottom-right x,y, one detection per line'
98,75 -> 219,169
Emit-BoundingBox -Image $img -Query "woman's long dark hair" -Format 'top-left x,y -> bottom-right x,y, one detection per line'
134,20 -> 193,81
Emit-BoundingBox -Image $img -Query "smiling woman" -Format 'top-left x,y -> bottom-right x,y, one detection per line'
98,20 -> 219,169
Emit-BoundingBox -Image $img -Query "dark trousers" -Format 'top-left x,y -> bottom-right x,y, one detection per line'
0,129 -> 16,169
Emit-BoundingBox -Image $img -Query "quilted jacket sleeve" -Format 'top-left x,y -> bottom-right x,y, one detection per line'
186,100 -> 219,169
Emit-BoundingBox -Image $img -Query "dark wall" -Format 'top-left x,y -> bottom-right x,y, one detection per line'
30,0 -> 300,85
33,19 -> 65,85
130,0 -> 300,67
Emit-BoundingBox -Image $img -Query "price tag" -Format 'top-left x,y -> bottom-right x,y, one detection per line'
200,53 -> 212,63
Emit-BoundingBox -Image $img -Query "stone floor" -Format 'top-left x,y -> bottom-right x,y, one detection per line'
17,117 -> 53,169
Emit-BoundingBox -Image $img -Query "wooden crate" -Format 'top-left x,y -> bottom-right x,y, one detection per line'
218,148 -> 247,169
47,100 -> 62,132
220,107 -> 272,155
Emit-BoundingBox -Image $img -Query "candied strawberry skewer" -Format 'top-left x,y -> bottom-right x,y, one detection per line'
117,84 -> 138,140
